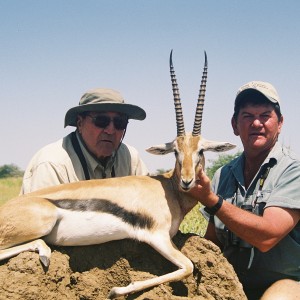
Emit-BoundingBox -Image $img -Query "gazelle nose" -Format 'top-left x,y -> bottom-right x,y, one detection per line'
180,178 -> 194,191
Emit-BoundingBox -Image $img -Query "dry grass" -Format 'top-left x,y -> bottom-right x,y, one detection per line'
0,177 -> 22,206
179,203 -> 208,236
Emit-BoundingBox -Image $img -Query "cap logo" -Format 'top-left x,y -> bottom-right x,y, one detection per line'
239,81 -> 269,92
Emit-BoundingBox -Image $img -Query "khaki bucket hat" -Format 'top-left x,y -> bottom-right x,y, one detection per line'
64,88 -> 146,127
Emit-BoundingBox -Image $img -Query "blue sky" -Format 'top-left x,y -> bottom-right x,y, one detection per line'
1,1 -> 300,173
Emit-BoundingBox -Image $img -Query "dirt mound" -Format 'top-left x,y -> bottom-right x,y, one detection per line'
0,232 -> 246,300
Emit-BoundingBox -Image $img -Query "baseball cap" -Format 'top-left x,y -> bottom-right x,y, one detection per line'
234,81 -> 281,109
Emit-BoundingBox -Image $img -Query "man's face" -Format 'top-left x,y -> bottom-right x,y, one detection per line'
232,103 -> 283,154
77,111 -> 127,160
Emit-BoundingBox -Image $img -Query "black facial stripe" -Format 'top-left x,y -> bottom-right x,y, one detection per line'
48,199 -> 154,230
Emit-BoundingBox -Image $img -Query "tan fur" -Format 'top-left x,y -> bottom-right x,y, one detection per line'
0,197 -> 57,248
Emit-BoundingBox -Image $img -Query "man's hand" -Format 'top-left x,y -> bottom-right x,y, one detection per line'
189,170 -> 219,206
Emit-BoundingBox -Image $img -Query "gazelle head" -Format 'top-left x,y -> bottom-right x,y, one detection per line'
147,51 -> 235,191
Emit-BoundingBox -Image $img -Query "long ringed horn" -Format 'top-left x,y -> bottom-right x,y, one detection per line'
192,51 -> 208,136
170,50 -> 185,137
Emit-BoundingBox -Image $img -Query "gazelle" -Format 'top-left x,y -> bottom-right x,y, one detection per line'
0,51 -> 235,299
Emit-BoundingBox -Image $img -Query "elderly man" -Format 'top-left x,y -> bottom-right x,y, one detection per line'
190,81 -> 300,299
21,88 -> 148,194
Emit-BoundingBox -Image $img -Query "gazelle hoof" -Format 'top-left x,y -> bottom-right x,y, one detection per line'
40,255 -> 50,267
107,288 -> 117,299
107,285 -> 131,299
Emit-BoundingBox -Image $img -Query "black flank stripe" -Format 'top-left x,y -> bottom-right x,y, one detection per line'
47,199 -> 154,230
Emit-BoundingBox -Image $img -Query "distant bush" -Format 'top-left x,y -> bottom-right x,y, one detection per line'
206,152 -> 242,179
0,164 -> 24,178
154,168 -> 172,175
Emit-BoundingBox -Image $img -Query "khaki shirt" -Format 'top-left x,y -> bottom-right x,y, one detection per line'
21,131 -> 149,194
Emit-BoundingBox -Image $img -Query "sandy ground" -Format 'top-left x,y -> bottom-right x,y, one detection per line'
0,232 -> 246,300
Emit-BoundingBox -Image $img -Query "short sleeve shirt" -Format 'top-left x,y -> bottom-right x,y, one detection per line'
203,142 -> 300,288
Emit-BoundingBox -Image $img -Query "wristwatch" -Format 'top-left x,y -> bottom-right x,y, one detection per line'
204,195 -> 224,215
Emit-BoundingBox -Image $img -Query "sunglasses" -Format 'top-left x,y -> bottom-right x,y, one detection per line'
86,114 -> 128,130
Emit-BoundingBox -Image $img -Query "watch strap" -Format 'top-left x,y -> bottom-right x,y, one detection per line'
204,195 -> 224,215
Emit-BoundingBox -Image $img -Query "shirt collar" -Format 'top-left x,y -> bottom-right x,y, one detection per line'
75,131 -> 115,173
230,141 -> 281,184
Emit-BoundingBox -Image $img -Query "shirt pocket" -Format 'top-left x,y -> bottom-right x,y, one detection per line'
252,188 -> 272,215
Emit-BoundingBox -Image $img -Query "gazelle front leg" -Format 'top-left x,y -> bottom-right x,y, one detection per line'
108,232 -> 194,299
0,239 -> 52,267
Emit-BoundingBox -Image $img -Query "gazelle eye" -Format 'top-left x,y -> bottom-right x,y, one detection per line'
198,149 -> 204,156
174,150 -> 179,157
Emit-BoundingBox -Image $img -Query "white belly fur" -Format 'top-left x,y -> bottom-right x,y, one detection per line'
44,209 -> 133,246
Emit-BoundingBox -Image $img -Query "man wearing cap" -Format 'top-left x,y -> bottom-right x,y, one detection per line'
189,81 -> 300,299
21,88 -> 149,194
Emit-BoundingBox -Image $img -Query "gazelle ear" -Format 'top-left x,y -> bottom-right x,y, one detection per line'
146,141 -> 175,155
202,139 -> 236,152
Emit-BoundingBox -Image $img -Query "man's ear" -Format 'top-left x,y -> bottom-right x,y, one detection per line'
278,115 -> 284,133
231,116 -> 239,136
77,115 -> 83,132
